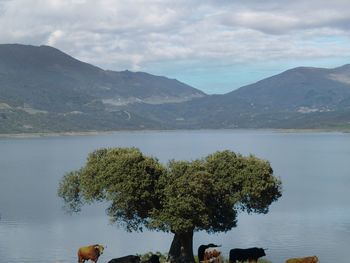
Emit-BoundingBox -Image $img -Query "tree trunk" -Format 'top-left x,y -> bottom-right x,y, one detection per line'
168,231 -> 195,263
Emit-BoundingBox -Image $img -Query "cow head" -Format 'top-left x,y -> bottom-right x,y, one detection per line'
258,248 -> 266,257
212,249 -> 221,258
312,256 -> 319,263
94,244 -> 104,255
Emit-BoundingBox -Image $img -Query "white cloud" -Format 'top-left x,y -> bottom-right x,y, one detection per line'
1,0 -> 350,92
47,30 -> 64,46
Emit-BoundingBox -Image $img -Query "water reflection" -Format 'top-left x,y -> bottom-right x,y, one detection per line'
0,130 -> 349,263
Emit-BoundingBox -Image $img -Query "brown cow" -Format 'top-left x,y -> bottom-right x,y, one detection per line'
203,247 -> 222,263
77,244 -> 105,263
285,256 -> 319,263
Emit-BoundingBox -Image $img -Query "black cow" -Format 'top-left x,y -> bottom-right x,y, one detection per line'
108,255 -> 141,263
229,247 -> 266,263
198,243 -> 221,262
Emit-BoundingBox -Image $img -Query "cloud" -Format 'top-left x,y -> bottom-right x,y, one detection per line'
0,0 -> 350,93
47,30 -> 65,46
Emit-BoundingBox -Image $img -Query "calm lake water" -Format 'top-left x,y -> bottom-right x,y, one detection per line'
0,130 -> 349,263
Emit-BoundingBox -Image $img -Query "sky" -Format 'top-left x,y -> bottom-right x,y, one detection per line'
1,0 -> 350,94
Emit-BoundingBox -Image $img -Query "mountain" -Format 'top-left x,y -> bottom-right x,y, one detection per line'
123,65 -> 350,129
221,64 -> 350,128
0,44 -> 205,133
231,65 -> 350,112
1,43 -> 350,133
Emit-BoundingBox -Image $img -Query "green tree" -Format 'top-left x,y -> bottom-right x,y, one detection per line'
58,148 -> 282,263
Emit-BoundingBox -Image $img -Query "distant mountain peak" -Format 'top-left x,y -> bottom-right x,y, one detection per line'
328,64 -> 350,84
333,64 -> 350,72
282,66 -> 327,75
0,43 -> 205,110
1,43 -> 349,133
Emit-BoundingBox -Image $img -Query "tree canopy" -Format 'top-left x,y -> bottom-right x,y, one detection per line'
58,147 -> 282,262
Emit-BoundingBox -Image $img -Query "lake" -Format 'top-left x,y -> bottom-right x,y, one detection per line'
0,130 -> 349,263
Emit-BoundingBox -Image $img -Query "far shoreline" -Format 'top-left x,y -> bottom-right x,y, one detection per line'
0,128 -> 349,139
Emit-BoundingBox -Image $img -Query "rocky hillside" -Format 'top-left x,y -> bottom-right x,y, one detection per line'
0,44 -> 205,133
124,65 -> 350,129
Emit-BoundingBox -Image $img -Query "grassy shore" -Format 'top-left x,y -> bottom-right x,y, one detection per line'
0,127 -> 349,139
0,130 -> 118,138
139,252 -> 273,263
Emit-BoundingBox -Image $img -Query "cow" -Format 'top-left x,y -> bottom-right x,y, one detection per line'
107,255 -> 141,263
285,256 -> 319,263
198,244 -> 221,262
77,244 -> 104,263
203,247 -> 222,263
229,247 -> 266,263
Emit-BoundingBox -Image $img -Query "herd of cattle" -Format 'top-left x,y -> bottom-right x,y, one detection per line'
77,244 -> 319,263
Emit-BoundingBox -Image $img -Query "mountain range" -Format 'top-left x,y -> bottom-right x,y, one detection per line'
1,44 -> 350,133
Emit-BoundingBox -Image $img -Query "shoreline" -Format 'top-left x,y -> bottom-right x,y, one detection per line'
0,128 -> 349,139
0,130 -> 120,138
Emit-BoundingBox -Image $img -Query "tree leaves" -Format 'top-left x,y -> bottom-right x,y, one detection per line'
58,148 -> 282,234
57,170 -> 83,213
